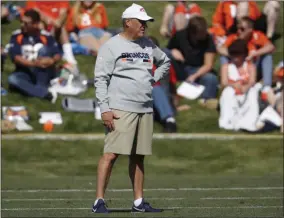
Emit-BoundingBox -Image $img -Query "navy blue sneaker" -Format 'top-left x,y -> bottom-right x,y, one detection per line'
132,199 -> 163,212
92,199 -> 109,213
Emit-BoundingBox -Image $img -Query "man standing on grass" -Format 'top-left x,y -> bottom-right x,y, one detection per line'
93,3 -> 170,213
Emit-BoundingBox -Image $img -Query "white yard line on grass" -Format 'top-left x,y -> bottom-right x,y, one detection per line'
2,197 -> 282,202
1,206 -> 283,211
2,187 -> 283,193
2,133 -> 283,141
200,197 -> 283,200
2,197 -> 185,202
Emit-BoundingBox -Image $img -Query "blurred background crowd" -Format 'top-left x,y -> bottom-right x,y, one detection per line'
1,1 -> 283,134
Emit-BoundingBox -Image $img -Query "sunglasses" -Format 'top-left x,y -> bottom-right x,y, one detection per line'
238,27 -> 246,32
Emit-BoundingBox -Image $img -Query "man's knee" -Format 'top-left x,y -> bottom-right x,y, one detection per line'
220,86 -> 235,99
102,153 -> 119,163
165,3 -> 174,12
220,56 -> 229,65
265,1 -> 280,11
202,73 -> 218,85
8,73 -> 20,86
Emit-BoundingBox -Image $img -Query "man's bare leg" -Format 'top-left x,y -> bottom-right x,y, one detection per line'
79,35 -> 101,52
174,13 -> 188,32
160,4 -> 174,37
58,27 -> 78,65
263,1 -> 280,39
99,33 -> 112,47
96,153 -> 119,199
129,154 -> 144,201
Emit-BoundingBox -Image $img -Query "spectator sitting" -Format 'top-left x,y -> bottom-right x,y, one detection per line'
148,36 -> 177,133
218,39 -> 259,131
1,3 -> 22,24
274,62 -> 283,133
66,1 -> 112,53
218,17 -> 275,94
164,16 -> 218,109
160,1 -> 201,38
267,61 -> 283,133
7,9 -> 60,103
210,1 -> 280,43
1,3 -> 10,23
25,0 -> 78,69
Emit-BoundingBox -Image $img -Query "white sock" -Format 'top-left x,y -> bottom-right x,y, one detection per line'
134,198 -> 143,207
166,117 -> 176,123
62,43 -> 77,64
94,198 -> 104,205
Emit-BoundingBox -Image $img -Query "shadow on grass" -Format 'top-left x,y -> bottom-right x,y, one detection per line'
108,207 -> 176,213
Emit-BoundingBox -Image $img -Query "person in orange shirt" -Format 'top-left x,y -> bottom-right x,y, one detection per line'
211,1 -> 280,40
160,1 -> 201,38
66,1 -> 112,52
25,1 -> 78,69
218,17 -> 275,90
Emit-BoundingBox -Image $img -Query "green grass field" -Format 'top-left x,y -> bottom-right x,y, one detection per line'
1,1 -> 283,133
1,138 -> 283,217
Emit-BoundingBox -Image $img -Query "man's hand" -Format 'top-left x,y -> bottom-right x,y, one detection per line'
171,49 -> 185,62
35,57 -> 55,68
101,111 -> 120,132
186,74 -> 198,83
160,26 -> 170,38
246,50 -> 257,61
240,85 -> 250,94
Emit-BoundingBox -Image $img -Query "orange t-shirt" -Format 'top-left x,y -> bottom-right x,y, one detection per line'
212,1 -> 261,34
25,1 -> 70,19
224,31 -> 270,53
66,3 -> 109,32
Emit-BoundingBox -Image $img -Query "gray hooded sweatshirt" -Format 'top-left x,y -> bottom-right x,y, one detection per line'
94,34 -> 170,113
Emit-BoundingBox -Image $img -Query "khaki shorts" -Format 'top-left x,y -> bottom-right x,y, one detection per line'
104,109 -> 153,155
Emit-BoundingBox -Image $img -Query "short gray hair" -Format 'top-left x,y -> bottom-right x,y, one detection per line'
122,18 -> 132,28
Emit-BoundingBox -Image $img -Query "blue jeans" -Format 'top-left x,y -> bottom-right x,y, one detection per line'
153,85 -> 174,120
163,48 -> 218,99
184,66 -> 218,99
220,54 -> 273,86
79,27 -> 106,39
8,47 -> 55,98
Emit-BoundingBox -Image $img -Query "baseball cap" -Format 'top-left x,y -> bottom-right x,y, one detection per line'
122,3 -> 154,22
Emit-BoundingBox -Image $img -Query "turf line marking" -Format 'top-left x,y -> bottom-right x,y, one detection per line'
200,197 -> 283,200
2,197 -> 185,202
2,197 -> 282,202
2,187 -> 283,193
1,206 -> 283,211
2,133 -> 283,141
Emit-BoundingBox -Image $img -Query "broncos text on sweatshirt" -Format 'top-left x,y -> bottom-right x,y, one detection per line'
94,34 -> 170,113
